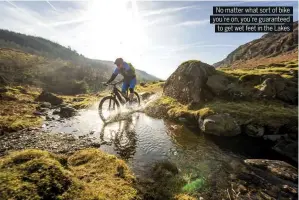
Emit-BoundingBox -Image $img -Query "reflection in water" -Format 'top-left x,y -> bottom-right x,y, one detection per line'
99,116 -> 138,160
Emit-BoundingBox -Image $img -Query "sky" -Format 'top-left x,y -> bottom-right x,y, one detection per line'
0,0 -> 298,79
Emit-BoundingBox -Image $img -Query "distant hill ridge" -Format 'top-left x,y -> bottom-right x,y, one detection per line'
213,21 -> 298,68
0,29 -> 160,83
0,30 -> 160,95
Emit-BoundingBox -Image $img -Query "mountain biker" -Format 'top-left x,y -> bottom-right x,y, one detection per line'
105,58 -> 137,102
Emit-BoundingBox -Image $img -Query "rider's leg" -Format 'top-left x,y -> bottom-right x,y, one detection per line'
121,82 -> 129,99
128,78 -> 136,101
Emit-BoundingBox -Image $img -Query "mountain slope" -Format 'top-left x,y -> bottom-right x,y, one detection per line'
0,29 -> 160,94
214,22 -> 298,68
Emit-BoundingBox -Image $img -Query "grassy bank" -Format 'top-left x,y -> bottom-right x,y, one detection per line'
0,148 -> 138,200
135,81 -> 165,93
219,60 -> 298,81
145,95 -> 298,128
0,85 -> 99,132
0,86 -> 43,132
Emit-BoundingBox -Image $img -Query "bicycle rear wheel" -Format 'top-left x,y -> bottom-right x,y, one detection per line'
98,96 -> 120,122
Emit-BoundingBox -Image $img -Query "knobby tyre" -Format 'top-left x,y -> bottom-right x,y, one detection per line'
98,96 -> 120,122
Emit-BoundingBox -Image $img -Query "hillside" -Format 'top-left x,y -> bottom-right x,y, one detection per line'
214,21 -> 298,68
0,29 -> 160,94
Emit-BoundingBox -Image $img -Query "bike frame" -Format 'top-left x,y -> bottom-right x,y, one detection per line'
109,82 -> 129,105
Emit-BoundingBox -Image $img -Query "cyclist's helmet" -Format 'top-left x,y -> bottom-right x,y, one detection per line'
114,58 -> 123,66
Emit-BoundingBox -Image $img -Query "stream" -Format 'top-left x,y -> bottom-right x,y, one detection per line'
40,97 -> 297,198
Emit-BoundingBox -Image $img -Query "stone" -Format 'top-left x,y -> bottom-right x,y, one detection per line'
244,159 -> 298,183
53,110 -> 60,115
163,60 -> 216,104
40,102 -> 52,108
140,92 -> 153,100
245,124 -> 264,137
263,134 -> 287,142
35,90 -> 63,105
59,106 -> 77,118
200,113 -> 241,136
259,78 -> 298,104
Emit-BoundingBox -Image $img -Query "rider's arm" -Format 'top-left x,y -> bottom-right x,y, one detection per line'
106,68 -> 119,84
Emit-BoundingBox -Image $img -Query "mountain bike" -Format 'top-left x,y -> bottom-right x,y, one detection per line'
98,80 -> 141,122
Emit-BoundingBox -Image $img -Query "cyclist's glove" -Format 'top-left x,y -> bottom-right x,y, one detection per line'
103,82 -> 108,86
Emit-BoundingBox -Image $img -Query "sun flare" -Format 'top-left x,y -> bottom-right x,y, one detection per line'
84,0 -> 148,62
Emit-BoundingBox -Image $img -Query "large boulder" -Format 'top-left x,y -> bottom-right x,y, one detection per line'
163,60 -> 216,104
259,78 -> 298,104
199,113 -> 241,136
206,74 -> 229,95
35,91 -> 63,105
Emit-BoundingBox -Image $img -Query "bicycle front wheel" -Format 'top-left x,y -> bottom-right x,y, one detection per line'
98,96 -> 120,122
130,92 -> 141,108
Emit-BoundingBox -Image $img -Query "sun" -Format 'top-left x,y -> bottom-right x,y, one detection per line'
84,0 -> 148,63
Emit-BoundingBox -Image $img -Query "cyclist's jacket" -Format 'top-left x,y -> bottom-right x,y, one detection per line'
107,62 -> 136,83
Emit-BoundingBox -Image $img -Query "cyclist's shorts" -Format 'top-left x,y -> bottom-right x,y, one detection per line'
122,78 -> 137,93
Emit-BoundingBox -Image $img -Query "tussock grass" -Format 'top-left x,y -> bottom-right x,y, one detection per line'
0,148 -> 138,200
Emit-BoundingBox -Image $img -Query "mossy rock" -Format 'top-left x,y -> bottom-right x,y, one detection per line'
0,149 -> 138,200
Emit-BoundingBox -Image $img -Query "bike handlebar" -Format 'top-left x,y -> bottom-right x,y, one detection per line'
106,79 -> 123,86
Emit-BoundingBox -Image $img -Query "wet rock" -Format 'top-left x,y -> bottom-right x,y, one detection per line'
152,160 -> 179,179
273,139 -> 298,163
53,110 -> 60,115
263,134 -> 287,142
140,92 -> 154,100
90,142 -> 101,148
46,115 -> 52,121
163,60 -> 216,104
199,113 -> 241,136
245,124 -> 264,137
40,102 -> 52,108
0,87 -> 8,93
244,159 -> 298,183
59,106 -> 77,118
35,90 -> 63,105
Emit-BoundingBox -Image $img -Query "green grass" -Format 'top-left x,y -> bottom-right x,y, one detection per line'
0,86 -> 43,131
219,61 -> 298,78
135,81 -> 165,93
200,100 -> 297,126
0,148 -> 138,200
145,95 -> 297,127
61,94 -> 97,109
